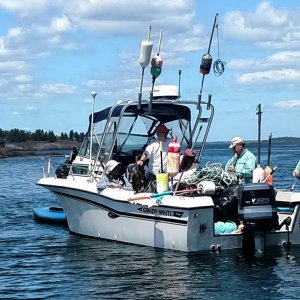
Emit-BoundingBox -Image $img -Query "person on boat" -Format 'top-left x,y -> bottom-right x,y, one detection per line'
137,124 -> 172,191
97,160 -> 133,191
225,136 -> 256,184
68,147 -> 78,164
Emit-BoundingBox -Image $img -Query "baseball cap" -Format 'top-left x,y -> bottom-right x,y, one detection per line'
155,124 -> 169,133
229,137 -> 244,148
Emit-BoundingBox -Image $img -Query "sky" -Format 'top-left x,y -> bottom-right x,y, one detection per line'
0,0 -> 300,142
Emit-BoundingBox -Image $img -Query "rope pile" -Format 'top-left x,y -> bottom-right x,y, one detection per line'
186,162 -> 241,191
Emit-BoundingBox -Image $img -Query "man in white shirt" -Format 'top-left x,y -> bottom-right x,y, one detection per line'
137,124 -> 172,191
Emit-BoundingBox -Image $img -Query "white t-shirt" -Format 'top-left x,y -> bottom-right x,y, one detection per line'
144,138 -> 172,175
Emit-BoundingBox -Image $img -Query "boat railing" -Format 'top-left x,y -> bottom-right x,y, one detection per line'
41,155 -> 99,179
41,155 -> 69,178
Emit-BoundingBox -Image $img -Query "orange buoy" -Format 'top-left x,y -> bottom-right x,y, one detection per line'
264,166 -> 273,185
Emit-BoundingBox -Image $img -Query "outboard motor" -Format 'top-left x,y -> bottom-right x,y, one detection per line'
238,183 -> 278,256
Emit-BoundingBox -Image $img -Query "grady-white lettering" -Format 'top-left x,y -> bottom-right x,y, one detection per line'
138,207 -> 183,218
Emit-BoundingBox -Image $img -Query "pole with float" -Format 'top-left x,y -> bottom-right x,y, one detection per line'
198,13 -> 218,109
149,29 -> 163,110
138,26 -> 153,109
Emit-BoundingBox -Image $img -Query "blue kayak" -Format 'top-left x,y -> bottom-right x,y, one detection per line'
33,206 -> 67,225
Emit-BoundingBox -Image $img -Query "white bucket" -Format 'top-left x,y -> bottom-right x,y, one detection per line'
156,173 -> 169,193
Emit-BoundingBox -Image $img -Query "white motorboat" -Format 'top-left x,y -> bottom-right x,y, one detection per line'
36,21 -> 300,254
36,87 -> 300,254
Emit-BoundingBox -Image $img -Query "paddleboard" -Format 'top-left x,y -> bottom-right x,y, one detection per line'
33,206 -> 67,225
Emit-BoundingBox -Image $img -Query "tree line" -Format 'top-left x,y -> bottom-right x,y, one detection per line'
0,128 -> 85,143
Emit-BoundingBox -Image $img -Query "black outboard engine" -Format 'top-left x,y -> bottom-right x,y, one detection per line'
238,183 -> 278,256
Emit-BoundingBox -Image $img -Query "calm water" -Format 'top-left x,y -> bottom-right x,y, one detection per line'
1,142 -> 300,299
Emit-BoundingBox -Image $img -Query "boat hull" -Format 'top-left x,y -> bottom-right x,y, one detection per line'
37,178 -> 300,252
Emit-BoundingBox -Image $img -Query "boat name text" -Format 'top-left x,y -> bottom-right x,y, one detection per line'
138,207 -> 184,218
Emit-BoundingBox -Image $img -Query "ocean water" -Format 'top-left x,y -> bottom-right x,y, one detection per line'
1,142 -> 300,299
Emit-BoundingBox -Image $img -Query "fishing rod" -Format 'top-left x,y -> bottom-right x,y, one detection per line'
264,131 -> 274,185
267,132 -> 272,166
256,104 -> 262,165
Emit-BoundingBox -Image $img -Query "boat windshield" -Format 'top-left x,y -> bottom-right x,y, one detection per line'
78,101 -> 193,164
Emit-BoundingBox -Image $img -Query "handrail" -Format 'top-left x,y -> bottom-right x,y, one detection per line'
41,155 -> 68,178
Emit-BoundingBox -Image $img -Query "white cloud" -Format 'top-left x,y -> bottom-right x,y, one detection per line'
275,99 -> 300,109
25,105 -> 38,111
237,69 -> 300,84
39,83 -> 75,94
0,0 -> 50,17
36,14 -> 75,36
17,84 -> 33,92
0,61 -> 28,73
61,0 -> 194,34
229,51 -> 300,71
51,15 -> 74,33
223,1 -> 300,49
14,74 -> 33,83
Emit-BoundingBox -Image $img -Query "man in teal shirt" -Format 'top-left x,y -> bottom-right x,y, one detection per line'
225,137 -> 256,184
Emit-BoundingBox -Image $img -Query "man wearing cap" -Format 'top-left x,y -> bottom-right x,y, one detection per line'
137,124 -> 172,190
225,137 -> 256,184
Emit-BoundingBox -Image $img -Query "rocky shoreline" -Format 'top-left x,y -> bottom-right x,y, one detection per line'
0,141 -> 81,158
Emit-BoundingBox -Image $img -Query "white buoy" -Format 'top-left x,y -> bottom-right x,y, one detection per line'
139,40 -> 153,68
199,181 -> 216,195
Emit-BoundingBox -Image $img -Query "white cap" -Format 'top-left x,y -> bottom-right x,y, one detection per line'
105,160 -> 120,174
229,137 -> 244,148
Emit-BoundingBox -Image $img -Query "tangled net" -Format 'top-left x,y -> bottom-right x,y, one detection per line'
186,162 -> 241,191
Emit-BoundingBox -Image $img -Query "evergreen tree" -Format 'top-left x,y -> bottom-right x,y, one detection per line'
69,130 -> 74,141
48,130 -> 56,142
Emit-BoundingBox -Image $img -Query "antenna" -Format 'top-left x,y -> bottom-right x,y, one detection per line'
178,69 -> 182,100
89,91 -> 97,176
256,103 -> 262,165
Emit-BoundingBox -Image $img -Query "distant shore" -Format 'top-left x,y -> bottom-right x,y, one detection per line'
0,140 -> 81,159
0,136 -> 299,159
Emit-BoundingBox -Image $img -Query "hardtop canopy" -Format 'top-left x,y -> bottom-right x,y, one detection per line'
89,102 -> 191,126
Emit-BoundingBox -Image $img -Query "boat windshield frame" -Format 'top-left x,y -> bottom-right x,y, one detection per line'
78,99 -> 201,169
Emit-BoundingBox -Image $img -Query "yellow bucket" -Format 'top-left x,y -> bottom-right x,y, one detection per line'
156,173 -> 169,193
